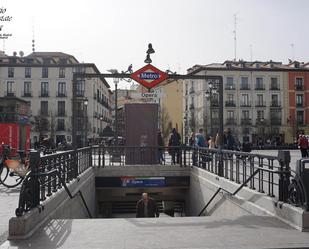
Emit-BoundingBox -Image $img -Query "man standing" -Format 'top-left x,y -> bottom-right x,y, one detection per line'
136,193 -> 159,218
298,134 -> 308,158
168,128 -> 181,164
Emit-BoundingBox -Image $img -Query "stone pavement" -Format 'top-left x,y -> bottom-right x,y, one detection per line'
0,185 -> 20,245
1,215 -> 309,249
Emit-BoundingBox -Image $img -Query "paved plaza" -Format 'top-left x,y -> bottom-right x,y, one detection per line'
0,149 -> 307,248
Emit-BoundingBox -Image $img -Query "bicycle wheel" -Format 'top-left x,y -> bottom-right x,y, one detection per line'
1,166 -> 23,188
0,163 -> 9,184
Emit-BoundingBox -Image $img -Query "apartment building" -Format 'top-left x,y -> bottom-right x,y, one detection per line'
184,60 -> 293,145
0,51 -> 111,147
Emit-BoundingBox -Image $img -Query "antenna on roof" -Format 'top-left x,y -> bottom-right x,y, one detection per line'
290,43 -> 294,61
32,18 -> 35,52
233,14 -> 238,61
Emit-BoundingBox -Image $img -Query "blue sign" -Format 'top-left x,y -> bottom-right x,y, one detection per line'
139,72 -> 160,80
121,177 -> 165,187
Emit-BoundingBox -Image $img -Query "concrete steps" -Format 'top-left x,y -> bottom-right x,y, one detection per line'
3,215 -> 309,249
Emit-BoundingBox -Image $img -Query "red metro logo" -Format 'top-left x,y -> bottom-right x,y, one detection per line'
130,64 -> 168,90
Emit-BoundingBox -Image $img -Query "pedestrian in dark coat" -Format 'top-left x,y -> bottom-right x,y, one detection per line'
136,193 -> 159,218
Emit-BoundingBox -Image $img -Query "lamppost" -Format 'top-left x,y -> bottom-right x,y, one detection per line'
107,69 -> 120,145
206,79 -> 224,176
83,97 -> 88,146
205,82 -> 217,137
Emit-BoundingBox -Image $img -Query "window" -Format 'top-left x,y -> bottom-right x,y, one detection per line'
296,94 -> 303,107
227,111 -> 234,119
57,119 -> 65,131
6,81 -> 15,96
226,77 -> 234,89
59,67 -> 65,78
256,77 -> 264,90
41,82 -> 49,97
257,94 -> 264,106
227,94 -> 234,102
242,110 -> 250,119
42,67 -> 48,78
24,82 -> 32,97
25,67 -> 31,78
43,58 -> 51,65
271,95 -> 279,106
241,94 -> 249,106
58,101 -> 66,116
57,82 -> 66,97
270,77 -> 279,90
295,77 -> 303,90
8,67 -> 14,78
241,77 -> 249,89
40,101 -> 48,116
185,83 -> 188,95
76,80 -> 85,96
257,110 -> 264,119
297,111 -> 304,125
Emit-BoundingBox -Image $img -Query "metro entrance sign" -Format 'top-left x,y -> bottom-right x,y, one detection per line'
130,64 -> 168,90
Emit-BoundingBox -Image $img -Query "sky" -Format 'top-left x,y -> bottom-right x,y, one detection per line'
1,0 -> 309,88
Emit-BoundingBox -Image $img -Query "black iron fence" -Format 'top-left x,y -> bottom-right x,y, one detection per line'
15,145 -> 308,217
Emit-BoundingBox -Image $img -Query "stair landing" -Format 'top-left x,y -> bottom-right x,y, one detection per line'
3,215 -> 309,249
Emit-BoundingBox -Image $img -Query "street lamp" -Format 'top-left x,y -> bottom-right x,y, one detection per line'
205,83 -> 217,137
83,97 -> 88,146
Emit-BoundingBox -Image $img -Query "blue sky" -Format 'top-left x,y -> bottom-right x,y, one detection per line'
1,0 -> 309,88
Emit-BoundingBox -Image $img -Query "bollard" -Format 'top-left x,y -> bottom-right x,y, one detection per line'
278,150 -> 291,202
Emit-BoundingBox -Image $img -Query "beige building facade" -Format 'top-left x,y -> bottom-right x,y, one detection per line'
0,52 -> 112,147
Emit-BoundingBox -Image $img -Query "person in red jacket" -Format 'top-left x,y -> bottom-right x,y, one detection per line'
298,134 -> 308,158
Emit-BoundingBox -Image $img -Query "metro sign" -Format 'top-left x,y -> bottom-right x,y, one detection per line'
130,64 -> 168,89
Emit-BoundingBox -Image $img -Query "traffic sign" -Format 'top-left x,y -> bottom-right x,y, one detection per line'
130,64 -> 168,89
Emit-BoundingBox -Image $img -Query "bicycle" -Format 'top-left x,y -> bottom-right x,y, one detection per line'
0,144 -> 30,188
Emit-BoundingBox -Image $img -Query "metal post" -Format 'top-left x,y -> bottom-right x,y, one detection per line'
278,150 -> 291,202
29,150 -> 41,208
114,80 -> 118,145
72,76 -> 77,149
218,78 -> 224,176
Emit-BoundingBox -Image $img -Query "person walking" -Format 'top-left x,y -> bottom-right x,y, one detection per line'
157,130 -> 165,164
208,136 -> 215,149
168,128 -> 181,164
298,134 -> 308,158
136,193 -> 159,218
189,131 -> 197,166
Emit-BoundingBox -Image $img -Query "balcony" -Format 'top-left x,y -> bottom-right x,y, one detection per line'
225,85 -> 235,90
76,91 -> 85,97
241,118 -> 252,125
240,85 -> 250,90
240,101 -> 251,107
270,101 -> 281,108
270,118 -> 281,125
296,103 -> 304,108
210,100 -> 219,107
57,91 -> 67,97
256,118 -> 267,125
270,85 -> 280,90
295,85 -> 304,91
5,91 -> 16,97
56,125 -> 66,131
39,91 -> 49,97
57,111 -> 66,117
255,85 -> 265,90
225,101 -> 236,107
255,101 -> 266,107
225,118 -> 237,125
22,91 -> 32,97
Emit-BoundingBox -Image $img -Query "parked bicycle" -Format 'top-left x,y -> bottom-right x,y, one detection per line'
0,144 -> 30,188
